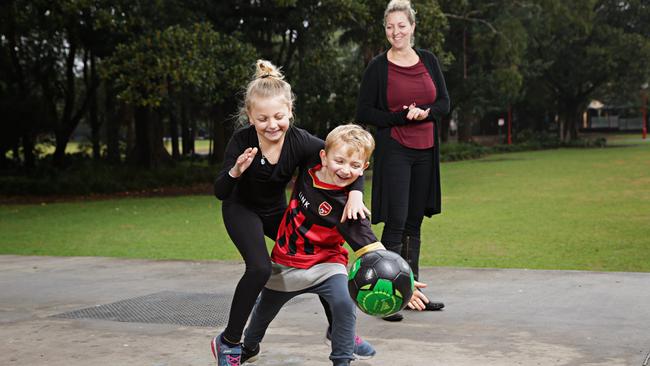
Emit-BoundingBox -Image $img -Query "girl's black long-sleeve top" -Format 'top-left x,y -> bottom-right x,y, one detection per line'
214,125 -> 364,216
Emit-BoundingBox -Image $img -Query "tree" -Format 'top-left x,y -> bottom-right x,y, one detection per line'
103,23 -> 256,167
524,0 -> 650,141
439,0 -> 529,142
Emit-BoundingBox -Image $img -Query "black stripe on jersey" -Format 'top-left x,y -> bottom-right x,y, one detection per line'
287,206 -> 301,255
296,219 -> 314,254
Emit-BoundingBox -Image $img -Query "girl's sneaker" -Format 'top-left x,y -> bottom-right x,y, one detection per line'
211,333 -> 242,366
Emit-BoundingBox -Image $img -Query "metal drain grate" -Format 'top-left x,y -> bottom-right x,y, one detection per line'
53,291 -> 307,327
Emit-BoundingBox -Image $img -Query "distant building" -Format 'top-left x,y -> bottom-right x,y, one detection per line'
585,100 -> 644,131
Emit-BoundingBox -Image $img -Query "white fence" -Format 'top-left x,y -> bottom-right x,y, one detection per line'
591,116 -> 644,130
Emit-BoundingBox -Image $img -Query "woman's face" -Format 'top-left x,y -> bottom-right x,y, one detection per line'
385,11 -> 414,51
247,95 -> 292,145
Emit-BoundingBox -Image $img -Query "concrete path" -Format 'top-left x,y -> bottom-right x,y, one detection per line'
1,255 -> 648,366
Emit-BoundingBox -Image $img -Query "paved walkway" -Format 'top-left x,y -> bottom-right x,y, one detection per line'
1,255 -> 649,366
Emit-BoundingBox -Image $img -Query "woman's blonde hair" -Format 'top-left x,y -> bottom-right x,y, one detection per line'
383,0 -> 417,46
324,124 -> 375,162
238,59 -> 294,125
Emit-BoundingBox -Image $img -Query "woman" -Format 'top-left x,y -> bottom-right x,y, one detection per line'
355,0 -> 450,322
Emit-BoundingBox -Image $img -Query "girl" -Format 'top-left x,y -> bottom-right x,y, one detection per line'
212,60 -> 373,366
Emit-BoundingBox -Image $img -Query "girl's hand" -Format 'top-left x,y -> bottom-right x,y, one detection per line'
229,147 -> 258,178
341,190 -> 371,223
407,281 -> 429,311
403,103 -> 431,121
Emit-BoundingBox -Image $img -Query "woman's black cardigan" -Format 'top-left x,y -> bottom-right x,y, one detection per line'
355,48 -> 450,224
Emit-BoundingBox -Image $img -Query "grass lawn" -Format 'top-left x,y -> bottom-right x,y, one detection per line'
1,137 -> 649,272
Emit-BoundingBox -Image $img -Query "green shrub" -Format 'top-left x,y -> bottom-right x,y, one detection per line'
0,156 -> 217,196
440,142 -> 489,162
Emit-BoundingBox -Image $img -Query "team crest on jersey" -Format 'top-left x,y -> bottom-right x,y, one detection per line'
318,201 -> 332,216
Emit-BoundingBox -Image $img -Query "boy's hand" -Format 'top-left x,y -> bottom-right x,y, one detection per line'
229,147 -> 258,178
407,281 -> 429,311
341,190 -> 371,223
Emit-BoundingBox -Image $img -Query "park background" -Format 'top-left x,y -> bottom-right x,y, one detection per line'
1,0 -> 649,272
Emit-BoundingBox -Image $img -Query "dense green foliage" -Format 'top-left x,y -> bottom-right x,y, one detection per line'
1,0 -> 649,172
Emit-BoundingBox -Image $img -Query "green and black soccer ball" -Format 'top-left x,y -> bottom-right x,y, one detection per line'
348,249 -> 414,317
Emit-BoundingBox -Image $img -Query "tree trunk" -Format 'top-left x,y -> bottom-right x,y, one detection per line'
560,101 -> 582,142
132,106 -> 171,168
152,109 -> 172,165
181,96 -> 191,156
189,114 -> 196,155
52,35 -> 96,166
169,104 -> 180,160
440,115 -> 451,143
211,105 -> 226,164
89,54 -> 100,160
457,110 -> 475,143
133,106 -> 152,168
21,131 -> 35,169
167,78 -> 180,160
105,85 -> 121,164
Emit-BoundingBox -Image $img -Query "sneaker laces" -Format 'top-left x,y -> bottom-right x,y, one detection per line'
226,354 -> 241,366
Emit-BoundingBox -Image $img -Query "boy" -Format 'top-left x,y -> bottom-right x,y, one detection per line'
239,124 -> 431,365
240,124 -> 380,366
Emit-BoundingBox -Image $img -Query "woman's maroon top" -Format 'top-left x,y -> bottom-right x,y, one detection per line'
387,59 -> 437,149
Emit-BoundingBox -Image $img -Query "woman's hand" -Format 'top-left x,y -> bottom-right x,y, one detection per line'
341,190 -> 371,223
403,103 -> 430,121
229,147 -> 258,178
406,280 -> 429,311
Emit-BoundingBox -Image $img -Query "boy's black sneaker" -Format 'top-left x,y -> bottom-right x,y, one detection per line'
241,344 -> 260,364
423,300 -> 445,311
381,312 -> 403,322
404,300 -> 445,311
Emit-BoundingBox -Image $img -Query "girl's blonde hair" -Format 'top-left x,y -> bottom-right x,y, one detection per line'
383,0 -> 417,46
239,59 -> 295,125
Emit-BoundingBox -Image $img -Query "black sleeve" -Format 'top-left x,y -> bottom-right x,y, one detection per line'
295,127 -> 325,168
348,175 -> 365,194
337,218 -> 379,252
214,131 -> 246,200
417,52 -> 450,123
355,58 -> 411,128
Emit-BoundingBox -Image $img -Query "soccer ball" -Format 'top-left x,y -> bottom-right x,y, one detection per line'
348,250 -> 414,317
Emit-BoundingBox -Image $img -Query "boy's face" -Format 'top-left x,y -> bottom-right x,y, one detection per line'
319,143 -> 369,187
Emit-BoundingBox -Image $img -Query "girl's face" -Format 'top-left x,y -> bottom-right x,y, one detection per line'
247,95 -> 292,144
385,11 -> 415,51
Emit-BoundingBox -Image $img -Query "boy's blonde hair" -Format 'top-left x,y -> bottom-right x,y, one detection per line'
324,124 -> 375,162
238,59 -> 295,125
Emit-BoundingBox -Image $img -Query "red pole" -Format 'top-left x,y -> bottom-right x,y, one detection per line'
642,92 -> 647,140
507,106 -> 512,145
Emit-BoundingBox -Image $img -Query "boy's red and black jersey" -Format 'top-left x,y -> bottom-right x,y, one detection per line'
272,163 -> 378,269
